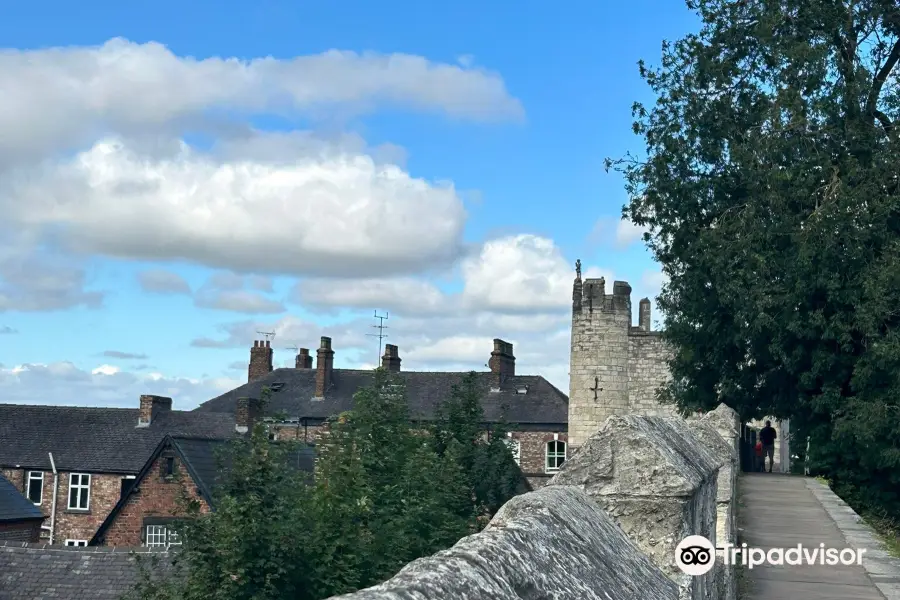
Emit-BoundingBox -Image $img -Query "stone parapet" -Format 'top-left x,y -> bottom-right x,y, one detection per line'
547,414 -> 721,600
327,410 -> 738,600
328,485 -> 678,600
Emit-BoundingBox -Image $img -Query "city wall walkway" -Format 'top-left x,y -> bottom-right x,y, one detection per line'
739,473 -> 900,600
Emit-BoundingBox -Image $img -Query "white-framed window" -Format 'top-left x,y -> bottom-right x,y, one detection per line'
545,440 -> 567,473
505,436 -> 521,466
145,524 -> 181,549
68,473 -> 91,510
26,471 -> 43,505
65,539 -> 87,547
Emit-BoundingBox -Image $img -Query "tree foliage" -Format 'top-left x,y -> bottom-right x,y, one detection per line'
613,0 -> 900,515
128,370 -> 522,600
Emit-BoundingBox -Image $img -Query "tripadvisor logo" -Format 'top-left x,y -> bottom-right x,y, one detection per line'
675,536 -> 715,576
675,535 -> 868,575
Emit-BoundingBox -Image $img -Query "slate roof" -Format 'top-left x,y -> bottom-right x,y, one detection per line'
194,369 -> 568,425
0,404 -> 238,473
172,437 -> 316,504
0,542 -> 172,600
0,473 -> 44,524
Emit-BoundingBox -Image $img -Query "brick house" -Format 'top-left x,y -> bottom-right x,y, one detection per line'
0,396 -> 238,545
0,472 -> 45,542
90,431 -> 316,547
194,337 -> 569,490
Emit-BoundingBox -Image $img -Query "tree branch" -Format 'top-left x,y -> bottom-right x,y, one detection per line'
875,109 -> 895,133
866,38 -> 900,120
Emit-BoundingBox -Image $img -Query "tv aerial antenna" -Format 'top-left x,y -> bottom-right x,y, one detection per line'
367,310 -> 389,364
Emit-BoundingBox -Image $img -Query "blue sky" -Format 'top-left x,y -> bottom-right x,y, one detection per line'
0,0 -> 699,408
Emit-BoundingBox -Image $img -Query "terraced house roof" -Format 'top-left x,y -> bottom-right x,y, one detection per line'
0,403 -> 238,473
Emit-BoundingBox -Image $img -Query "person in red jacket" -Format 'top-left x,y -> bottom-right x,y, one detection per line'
754,439 -> 764,472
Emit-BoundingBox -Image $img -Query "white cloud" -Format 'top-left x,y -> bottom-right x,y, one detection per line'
0,38 -> 523,168
615,219 -> 646,247
460,234 -> 575,312
194,272 -> 285,314
293,277 -> 449,315
3,138 -> 468,277
0,361 -> 240,409
589,216 -> 647,249
293,234 -> 612,319
137,269 -> 192,295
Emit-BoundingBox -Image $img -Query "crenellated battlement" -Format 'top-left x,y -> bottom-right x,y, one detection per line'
569,262 -> 673,449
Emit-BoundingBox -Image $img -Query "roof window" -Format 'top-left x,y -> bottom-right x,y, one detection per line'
270,382 -> 285,392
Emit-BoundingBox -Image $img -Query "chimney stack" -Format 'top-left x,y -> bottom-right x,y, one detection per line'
295,348 -> 313,369
489,339 -> 516,389
639,298 -> 652,332
248,340 -> 273,383
381,344 -> 401,372
235,397 -> 263,434
137,395 -> 172,428
315,337 -> 334,398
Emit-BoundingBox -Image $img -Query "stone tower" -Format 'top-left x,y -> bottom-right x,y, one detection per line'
568,267 -> 674,449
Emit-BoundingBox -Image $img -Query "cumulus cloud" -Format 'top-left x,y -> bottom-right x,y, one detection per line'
0,246 -> 103,312
293,234 -> 597,317
589,216 -> 647,248
102,350 -> 148,360
4,138 -> 468,277
0,361 -> 240,409
138,269 -> 192,295
459,234 -> 576,313
194,272 -> 285,314
0,38 -> 523,168
293,277 -> 449,315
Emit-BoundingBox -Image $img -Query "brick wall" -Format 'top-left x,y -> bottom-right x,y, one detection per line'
2,467 -> 134,544
506,431 -> 569,488
100,454 -> 210,547
0,520 -> 42,542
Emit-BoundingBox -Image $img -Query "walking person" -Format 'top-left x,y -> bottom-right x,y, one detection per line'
759,420 -> 777,473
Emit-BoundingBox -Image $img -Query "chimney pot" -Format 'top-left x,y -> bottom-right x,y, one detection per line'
381,344 -> 401,372
315,337 -> 335,397
235,397 -> 263,434
137,395 -> 172,427
296,348 -> 313,369
248,339 -> 274,382
489,338 -> 515,388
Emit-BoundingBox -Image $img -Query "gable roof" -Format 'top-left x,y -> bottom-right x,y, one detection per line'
0,542 -> 172,600
0,472 -> 44,524
0,404 -> 238,473
90,435 -> 316,546
194,369 -> 568,425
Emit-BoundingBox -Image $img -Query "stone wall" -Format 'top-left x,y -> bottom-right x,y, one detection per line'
328,408 -> 740,600
569,276 -> 678,448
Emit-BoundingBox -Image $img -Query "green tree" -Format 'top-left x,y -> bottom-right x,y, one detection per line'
612,0 -> 900,515
127,404 -> 320,600
309,368 -> 476,592
429,372 -> 524,523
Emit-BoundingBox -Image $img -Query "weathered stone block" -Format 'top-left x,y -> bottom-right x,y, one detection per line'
327,485 -> 677,600
547,415 -> 720,600
696,404 -> 741,600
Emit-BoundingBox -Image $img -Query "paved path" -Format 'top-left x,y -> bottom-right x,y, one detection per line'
739,473 -> 900,600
